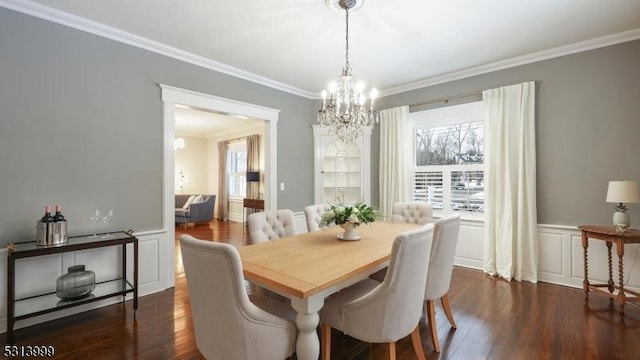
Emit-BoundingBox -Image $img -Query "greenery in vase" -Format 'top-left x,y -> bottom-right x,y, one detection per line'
320,202 -> 378,228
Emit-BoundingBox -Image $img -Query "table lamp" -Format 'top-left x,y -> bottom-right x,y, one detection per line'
246,171 -> 260,182
606,180 -> 640,232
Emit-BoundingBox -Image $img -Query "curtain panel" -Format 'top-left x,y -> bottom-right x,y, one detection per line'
246,135 -> 260,200
379,106 -> 411,220
217,141 -> 229,221
482,81 -> 538,282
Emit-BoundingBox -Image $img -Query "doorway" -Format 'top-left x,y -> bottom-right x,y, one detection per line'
161,84 -> 279,287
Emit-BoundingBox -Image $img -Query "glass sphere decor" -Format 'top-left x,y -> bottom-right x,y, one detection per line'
56,265 -> 96,300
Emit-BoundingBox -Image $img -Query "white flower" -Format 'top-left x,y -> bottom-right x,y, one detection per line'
335,206 -> 345,214
352,207 -> 360,214
348,213 -> 360,224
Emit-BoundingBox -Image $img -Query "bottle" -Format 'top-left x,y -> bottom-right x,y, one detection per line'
37,206 -> 55,246
52,204 -> 68,245
53,205 -> 65,222
41,205 -> 54,223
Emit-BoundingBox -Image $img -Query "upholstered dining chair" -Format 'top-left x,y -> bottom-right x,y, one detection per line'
423,213 -> 461,352
304,204 -> 331,232
319,225 -> 434,360
179,235 -> 296,360
247,209 -> 296,244
390,202 -> 433,224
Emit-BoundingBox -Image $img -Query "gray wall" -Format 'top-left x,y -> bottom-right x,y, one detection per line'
0,8 -> 315,245
2,7 -> 638,247
374,40 -> 640,226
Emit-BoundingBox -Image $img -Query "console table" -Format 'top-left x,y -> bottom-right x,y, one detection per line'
6,231 -> 138,343
579,225 -> 640,311
243,198 -> 264,223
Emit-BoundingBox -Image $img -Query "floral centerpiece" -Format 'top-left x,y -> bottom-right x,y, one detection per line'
321,202 -> 378,240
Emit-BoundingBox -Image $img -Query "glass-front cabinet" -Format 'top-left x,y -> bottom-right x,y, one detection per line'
312,125 -> 371,205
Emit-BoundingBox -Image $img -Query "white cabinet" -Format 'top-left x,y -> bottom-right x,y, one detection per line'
312,125 -> 371,205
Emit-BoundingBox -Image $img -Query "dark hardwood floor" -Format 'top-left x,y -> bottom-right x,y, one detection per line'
3,220 -> 640,359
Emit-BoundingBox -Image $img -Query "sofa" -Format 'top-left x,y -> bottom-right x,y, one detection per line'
175,194 -> 216,224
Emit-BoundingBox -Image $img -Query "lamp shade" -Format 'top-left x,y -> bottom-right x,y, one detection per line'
246,171 -> 260,182
606,181 -> 640,203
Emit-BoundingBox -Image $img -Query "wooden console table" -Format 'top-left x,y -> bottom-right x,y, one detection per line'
579,225 -> 640,311
243,198 -> 264,223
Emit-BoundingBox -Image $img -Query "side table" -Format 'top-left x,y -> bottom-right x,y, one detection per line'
243,198 -> 264,224
579,225 -> 640,311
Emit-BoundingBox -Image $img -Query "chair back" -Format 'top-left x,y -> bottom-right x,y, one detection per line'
180,235 -> 295,360
424,213 -> 461,300
247,209 -> 296,244
341,224 -> 434,342
304,204 -> 330,232
390,202 -> 433,224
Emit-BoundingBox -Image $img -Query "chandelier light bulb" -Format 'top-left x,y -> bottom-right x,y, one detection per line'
328,82 -> 338,94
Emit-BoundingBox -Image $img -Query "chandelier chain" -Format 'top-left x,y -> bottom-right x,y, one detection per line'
344,8 -> 350,69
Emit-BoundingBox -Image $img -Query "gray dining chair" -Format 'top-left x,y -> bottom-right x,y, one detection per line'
390,202 -> 433,224
319,225 -> 434,360
247,209 -> 296,244
179,235 -> 296,360
424,213 -> 461,352
304,204 -> 331,232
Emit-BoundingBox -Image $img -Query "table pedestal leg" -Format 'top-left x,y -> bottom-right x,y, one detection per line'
291,296 -> 324,360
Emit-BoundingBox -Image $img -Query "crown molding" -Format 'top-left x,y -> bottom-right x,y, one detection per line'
2,0 -> 639,100
0,0 -> 316,99
381,28 -> 640,97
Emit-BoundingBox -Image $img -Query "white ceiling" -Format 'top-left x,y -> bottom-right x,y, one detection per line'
174,106 -> 262,138
7,0 -> 640,98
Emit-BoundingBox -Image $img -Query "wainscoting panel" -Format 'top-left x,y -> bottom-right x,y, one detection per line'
294,212 -> 307,234
13,254 -> 62,299
537,230 -> 564,276
73,246 -> 120,282
138,234 -> 161,290
454,220 -> 484,269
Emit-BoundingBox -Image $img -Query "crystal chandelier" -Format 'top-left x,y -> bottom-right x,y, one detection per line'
318,0 -> 379,143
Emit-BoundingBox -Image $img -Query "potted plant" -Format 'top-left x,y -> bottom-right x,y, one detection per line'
320,202 -> 377,240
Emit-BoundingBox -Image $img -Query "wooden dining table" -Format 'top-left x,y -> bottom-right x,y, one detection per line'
238,221 -> 423,360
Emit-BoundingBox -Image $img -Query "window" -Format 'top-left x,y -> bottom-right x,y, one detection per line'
228,141 -> 247,198
411,102 -> 484,215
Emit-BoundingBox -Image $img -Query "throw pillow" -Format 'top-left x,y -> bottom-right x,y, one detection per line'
192,195 -> 205,204
182,195 -> 197,209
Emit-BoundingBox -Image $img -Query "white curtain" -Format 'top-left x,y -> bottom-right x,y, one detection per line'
482,81 -> 538,282
379,105 -> 411,221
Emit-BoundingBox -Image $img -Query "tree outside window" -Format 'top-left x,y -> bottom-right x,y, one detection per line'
412,102 -> 484,215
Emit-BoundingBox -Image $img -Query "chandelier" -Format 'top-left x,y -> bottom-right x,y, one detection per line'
318,0 -> 379,143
